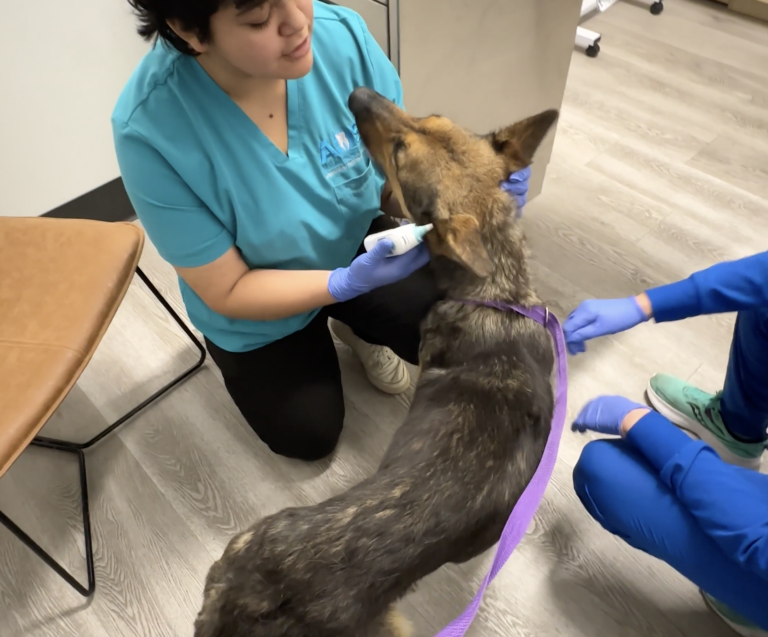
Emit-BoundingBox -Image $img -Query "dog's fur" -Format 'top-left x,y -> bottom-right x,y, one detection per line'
193,87 -> 559,637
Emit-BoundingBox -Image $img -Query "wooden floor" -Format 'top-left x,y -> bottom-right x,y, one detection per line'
2,1 -> 766,635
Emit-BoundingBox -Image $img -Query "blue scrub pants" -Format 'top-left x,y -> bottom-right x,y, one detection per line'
721,307 -> 768,443
573,308 -> 768,629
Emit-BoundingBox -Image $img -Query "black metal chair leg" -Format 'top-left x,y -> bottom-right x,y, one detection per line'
0,267 -> 206,597
0,446 -> 94,597
34,266 -> 207,451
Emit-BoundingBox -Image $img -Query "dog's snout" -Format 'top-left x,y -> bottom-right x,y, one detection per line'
348,87 -> 380,116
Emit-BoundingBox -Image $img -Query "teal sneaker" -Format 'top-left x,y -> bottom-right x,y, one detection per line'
646,374 -> 764,471
702,591 -> 768,637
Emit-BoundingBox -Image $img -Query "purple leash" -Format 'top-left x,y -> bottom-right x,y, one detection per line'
433,301 -> 568,637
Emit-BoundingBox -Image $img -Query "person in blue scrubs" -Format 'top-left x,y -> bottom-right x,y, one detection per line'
114,0 -> 530,462
564,252 -> 768,635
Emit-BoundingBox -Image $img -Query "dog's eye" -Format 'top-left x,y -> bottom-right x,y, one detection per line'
392,139 -> 406,167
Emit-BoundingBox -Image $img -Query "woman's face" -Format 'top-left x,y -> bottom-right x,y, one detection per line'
187,0 -> 315,81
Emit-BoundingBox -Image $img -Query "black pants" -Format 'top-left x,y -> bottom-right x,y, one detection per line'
205,216 -> 442,461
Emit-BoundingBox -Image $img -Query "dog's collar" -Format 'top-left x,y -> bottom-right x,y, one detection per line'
452,298 -> 550,326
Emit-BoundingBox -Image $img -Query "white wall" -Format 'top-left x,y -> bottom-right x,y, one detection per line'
0,1 -> 150,217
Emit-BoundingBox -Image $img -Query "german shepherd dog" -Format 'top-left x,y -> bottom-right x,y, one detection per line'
193,87 -> 559,637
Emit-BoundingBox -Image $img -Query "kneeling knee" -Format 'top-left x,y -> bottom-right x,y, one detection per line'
573,440 -> 614,490
573,440 -> 624,528
268,430 -> 341,462
249,402 -> 344,462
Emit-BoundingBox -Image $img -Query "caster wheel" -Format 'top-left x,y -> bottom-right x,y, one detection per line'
650,1 -> 663,14
586,43 -> 600,58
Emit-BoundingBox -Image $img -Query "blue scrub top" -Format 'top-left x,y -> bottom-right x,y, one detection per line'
112,1 -> 403,352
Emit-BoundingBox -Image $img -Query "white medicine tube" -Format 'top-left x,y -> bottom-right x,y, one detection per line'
363,223 -> 434,257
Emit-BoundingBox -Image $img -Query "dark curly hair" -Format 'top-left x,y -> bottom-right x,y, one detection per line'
127,0 -> 260,56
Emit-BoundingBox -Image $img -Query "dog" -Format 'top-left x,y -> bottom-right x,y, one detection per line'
193,87 -> 559,637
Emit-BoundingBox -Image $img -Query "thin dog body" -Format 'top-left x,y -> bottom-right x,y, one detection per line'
194,87 -> 560,637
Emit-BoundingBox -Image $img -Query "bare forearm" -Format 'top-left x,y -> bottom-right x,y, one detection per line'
620,408 -> 651,436
634,292 -> 653,318
222,268 -> 336,321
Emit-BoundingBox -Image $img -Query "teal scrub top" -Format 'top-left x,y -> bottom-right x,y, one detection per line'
112,2 -> 404,352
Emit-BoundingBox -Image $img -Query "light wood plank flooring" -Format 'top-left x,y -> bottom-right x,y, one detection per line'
1,1 -> 766,635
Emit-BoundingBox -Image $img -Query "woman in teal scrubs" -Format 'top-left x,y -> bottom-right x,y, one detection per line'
114,0 -> 530,461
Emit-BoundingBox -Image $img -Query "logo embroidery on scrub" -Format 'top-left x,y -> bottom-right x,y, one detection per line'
335,131 -> 351,151
320,122 -> 364,179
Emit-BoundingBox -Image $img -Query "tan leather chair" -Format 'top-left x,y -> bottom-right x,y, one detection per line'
0,216 -> 205,597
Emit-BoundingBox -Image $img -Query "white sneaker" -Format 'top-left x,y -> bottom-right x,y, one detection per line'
330,319 -> 411,395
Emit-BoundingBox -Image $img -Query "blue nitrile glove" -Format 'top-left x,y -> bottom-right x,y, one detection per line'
328,239 -> 430,303
572,395 -> 647,436
563,297 -> 649,356
501,165 -> 532,215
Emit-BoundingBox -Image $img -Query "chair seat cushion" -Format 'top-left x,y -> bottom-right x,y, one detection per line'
0,217 -> 144,476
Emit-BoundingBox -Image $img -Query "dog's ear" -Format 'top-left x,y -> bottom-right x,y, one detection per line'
430,214 -> 493,278
487,109 -> 559,172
